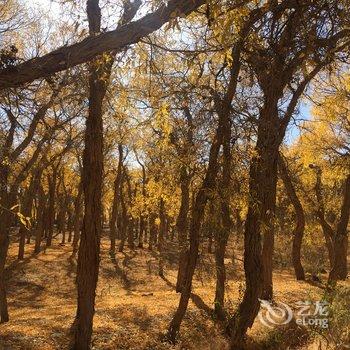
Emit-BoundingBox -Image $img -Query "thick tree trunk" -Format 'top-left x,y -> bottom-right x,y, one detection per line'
278,154 -> 305,280
227,101 -> 280,348
73,1 -> 105,347
329,174 -> 350,281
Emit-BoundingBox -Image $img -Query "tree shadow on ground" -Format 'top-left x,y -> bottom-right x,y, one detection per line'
160,275 -> 213,317
109,252 -> 133,292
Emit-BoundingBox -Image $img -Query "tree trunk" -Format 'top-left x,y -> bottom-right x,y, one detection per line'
0,209 -> 11,323
109,144 -> 123,254
73,1 -> 105,347
312,167 -> 335,269
138,214 -> 145,248
46,168 -> 58,247
34,185 -> 46,254
118,183 -> 128,253
167,115 -> 224,342
158,198 -> 166,278
214,109 -> 232,320
175,166 -> 190,292
278,154 -> 305,280
329,174 -> 350,281
227,101 -> 280,348
18,175 -> 37,260
148,214 -> 156,251
72,181 -> 83,257
127,216 -> 135,249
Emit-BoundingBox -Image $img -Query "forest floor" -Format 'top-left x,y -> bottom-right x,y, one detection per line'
0,231 -> 348,350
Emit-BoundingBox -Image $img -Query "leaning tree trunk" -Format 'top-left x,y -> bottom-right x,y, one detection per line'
329,174 -> 350,281
313,167 -> 335,269
278,154 -> 305,280
167,115 -> 224,342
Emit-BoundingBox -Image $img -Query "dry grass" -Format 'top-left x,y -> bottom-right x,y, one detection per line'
0,233 -> 347,349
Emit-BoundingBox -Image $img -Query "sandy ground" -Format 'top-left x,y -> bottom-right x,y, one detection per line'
0,233 -> 345,349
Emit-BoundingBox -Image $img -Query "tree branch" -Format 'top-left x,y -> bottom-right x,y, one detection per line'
0,0 -> 205,90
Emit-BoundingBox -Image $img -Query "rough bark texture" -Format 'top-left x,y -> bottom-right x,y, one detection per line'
278,154 -> 305,280
312,166 -> 335,268
73,1 -> 104,347
329,174 -> 350,281
0,0 -> 205,90
227,100 -> 280,347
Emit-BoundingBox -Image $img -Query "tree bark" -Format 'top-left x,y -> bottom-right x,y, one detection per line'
34,185 -> 46,255
109,144 -> 123,254
158,198 -> 166,278
214,107 -> 232,321
167,114 -> 224,342
0,0 -> 206,90
329,174 -> 350,281
175,105 -> 193,292
72,181 -> 83,257
175,166 -> 191,292
278,154 -> 305,280
46,167 -> 58,247
18,170 -> 39,260
227,98 -> 281,348
312,166 -> 335,268
73,1 -> 105,347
